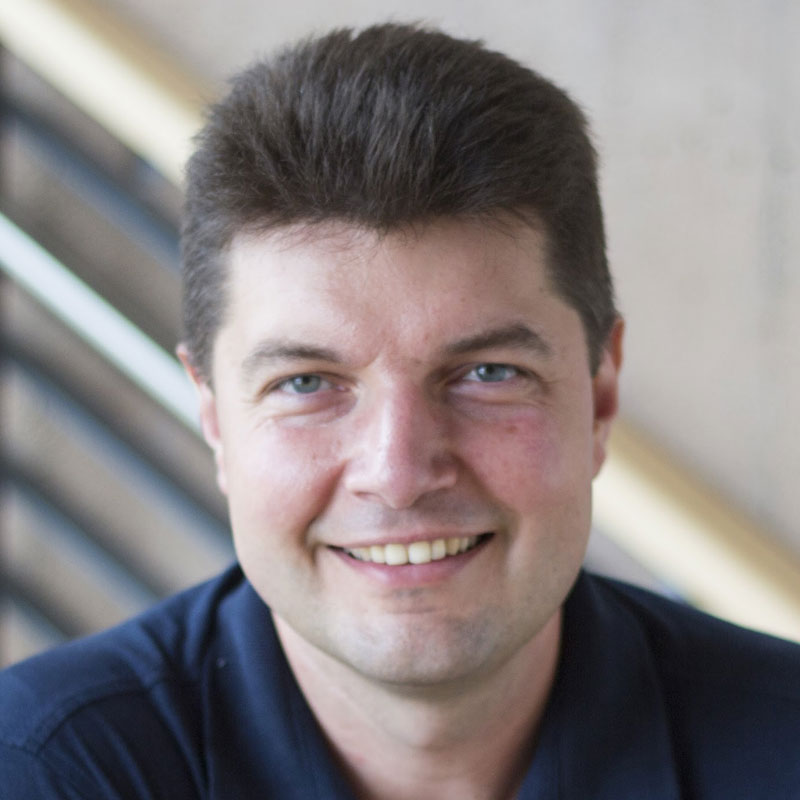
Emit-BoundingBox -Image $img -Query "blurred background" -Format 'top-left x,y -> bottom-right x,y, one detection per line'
1,0 -> 799,666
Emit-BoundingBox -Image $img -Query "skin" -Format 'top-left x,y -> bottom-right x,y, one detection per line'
181,217 -> 623,799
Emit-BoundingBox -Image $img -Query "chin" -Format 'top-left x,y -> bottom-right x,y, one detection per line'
323,609 -> 523,689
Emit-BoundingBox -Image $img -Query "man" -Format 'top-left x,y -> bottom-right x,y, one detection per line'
1,23 -> 799,799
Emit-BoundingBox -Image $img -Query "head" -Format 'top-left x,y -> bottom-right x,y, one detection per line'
179,24 -> 622,692
181,23 -> 615,379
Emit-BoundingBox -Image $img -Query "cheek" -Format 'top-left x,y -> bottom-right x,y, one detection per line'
222,425 -> 344,537
461,410 -> 593,511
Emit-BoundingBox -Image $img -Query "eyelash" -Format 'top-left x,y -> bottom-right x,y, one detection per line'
270,363 -> 524,397
462,363 -> 521,383
274,374 -> 335,395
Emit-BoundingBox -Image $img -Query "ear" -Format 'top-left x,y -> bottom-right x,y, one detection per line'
177,343 -> 228,495
591,317 -> 624,477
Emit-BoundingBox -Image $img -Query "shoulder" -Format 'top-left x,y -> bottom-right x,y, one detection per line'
0,565 -> 244,796
574,572 -> 800,794
581,572 -> 800,698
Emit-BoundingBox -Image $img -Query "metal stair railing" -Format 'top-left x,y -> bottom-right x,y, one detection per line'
0,214 -> 196,430
1,211 -> 234,665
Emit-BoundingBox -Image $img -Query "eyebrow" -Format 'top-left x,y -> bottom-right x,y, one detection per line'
240,322 -> 552,381
241,339 -> 342,381
443,323 -> 553,358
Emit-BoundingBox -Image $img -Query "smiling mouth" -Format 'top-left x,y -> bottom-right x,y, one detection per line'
338,534 -> 492,566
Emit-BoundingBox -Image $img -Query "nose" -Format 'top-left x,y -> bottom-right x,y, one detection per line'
343,385 -> 459,509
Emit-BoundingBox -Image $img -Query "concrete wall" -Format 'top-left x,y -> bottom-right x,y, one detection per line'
104,0 -> 800,553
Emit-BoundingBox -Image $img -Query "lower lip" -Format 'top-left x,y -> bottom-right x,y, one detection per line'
330,536 -> 492,587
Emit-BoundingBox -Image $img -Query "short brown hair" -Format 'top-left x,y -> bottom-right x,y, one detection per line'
182,23 -> 615,377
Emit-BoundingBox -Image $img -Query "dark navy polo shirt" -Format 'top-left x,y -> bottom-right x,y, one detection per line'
2,565 -> 799,798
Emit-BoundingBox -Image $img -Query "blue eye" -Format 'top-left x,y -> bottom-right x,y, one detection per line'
468,363 -> 518,383
284,374 -> 324,394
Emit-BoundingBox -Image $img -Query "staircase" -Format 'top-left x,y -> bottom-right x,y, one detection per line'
0,50 -> 233,666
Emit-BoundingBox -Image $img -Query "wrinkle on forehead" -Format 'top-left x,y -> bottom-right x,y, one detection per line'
224,215 -> 560,357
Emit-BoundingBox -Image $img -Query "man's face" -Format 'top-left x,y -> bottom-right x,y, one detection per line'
190,218 -> 621,688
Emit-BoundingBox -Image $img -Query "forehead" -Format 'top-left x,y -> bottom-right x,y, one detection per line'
225,217 -> 553,304
214,217 -> 580,373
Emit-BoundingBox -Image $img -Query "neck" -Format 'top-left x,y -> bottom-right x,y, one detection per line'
274,611 -> 561,800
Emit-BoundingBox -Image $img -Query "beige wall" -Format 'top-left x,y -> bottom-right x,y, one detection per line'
105,0 -> 800,553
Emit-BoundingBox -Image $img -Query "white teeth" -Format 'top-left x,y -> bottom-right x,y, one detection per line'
369,545 -> 386,564
431,539 -> 447,560
345,536 -> 484,565
407,541 -> 432,564
384,543 -> 409,566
